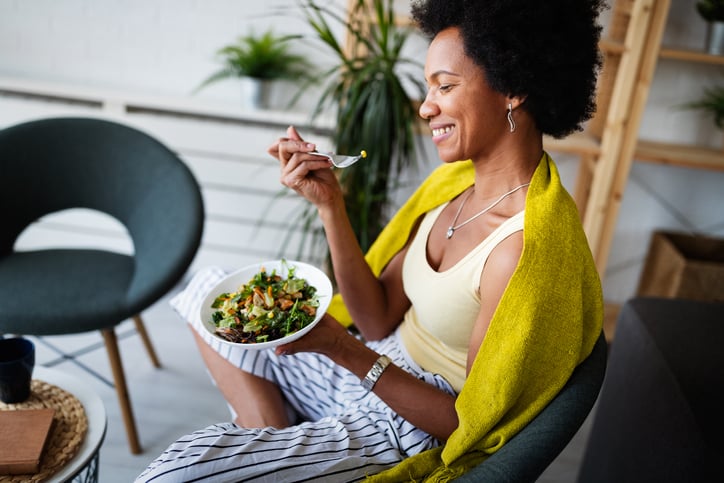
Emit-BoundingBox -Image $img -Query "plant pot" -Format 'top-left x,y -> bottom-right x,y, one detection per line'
705,21 -> 724,55
240,77 -> 272,109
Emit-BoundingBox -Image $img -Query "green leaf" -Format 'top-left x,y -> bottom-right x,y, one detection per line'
697,0 -> 724,21
680,84 -> 724,129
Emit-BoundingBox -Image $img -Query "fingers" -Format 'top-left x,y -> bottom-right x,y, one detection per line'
274,126 -> 327,177
267,125 -> 306,159
267,125 -> 337,198
274,314 -> 343,356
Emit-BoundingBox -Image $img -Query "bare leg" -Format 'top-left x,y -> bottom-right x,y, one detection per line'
192,328 -> 291,428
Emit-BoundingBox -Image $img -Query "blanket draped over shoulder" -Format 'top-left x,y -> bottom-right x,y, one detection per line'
328,152 -> 603,481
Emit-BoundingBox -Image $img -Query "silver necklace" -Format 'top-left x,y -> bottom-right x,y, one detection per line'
446,183 -> 530,239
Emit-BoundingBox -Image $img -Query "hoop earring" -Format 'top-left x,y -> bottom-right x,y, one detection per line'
507,103 -> 516,133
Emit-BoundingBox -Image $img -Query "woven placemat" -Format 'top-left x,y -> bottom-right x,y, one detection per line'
0,379 -> 88,483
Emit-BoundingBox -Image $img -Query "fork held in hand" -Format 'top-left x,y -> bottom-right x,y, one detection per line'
310,150 -> 367,168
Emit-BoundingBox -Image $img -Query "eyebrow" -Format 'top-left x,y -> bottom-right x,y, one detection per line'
426,69 -> 461,82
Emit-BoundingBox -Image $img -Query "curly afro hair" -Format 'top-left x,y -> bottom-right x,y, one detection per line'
411,0 -> 606,138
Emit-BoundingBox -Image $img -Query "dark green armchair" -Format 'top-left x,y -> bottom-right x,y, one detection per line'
0,117 -> 204,454
454,332 -> 607,482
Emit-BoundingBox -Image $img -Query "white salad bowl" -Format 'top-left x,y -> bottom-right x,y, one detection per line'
199,260 -> 333,350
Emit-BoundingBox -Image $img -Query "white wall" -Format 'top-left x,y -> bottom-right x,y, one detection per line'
0,0 -> 423,108
1,0 -> 722,304
0,0 -> 318,105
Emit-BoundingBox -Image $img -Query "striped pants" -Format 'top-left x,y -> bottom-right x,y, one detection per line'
136,267 -> 455,482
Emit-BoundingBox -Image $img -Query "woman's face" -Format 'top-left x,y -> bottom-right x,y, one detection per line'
419,27 -> 510,163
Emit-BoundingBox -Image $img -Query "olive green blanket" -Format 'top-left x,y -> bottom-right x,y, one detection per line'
328,152 -> 603,481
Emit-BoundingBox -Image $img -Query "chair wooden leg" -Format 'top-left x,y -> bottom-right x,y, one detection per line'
101,328 -> 142,454
133,315 -> 161,368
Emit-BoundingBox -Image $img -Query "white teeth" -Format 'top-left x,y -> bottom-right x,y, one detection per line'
432,126 -> 453,137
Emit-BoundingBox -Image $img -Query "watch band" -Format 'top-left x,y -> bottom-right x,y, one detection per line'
361,355 -> 392,392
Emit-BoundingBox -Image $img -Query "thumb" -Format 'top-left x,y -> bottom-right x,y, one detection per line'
287,125 -> 304,142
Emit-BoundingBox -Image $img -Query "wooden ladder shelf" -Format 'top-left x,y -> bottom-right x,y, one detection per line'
544,0 -> 673,277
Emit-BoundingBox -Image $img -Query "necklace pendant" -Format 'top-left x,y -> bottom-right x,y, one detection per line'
446,227 -> 454,239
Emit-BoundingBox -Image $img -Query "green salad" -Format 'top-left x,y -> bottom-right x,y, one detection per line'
210,263 -> 319,344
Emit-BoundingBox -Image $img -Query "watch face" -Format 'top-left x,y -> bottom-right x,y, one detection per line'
362,356 -> 392,391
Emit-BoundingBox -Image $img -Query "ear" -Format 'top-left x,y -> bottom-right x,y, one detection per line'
506,95 -> 527,111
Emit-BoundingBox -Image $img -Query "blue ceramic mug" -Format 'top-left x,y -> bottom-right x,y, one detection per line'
0,337 -> 35,403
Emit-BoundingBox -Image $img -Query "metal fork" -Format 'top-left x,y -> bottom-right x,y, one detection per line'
310,150 -> 367,168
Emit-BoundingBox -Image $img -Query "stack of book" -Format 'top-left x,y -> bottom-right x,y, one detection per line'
0,408 -> 55,475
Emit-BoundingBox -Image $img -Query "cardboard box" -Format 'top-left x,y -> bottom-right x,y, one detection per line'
637,231 -> 724,302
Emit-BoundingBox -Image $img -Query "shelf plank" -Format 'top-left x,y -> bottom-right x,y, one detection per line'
544,135 -> 723,172
659,47 -> 724,65
599,39 -> 626,55
543,132 -> 601,157
635,139 -> 724,171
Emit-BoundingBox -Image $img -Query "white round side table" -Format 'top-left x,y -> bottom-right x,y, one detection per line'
34,366 -> 107,483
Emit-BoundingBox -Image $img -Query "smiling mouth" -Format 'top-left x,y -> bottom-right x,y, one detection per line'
431,125 -> 454,137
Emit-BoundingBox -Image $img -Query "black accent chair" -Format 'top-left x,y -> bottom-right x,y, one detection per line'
0,117 -> 204,454
454,331 -> 608,482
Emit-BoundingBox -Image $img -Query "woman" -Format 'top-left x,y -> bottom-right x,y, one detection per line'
138,0 -> 605,481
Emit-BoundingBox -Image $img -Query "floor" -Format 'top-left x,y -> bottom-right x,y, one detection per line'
28,282 -> 594,482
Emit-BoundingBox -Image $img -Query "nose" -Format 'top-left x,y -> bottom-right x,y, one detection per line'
418,92 -> 438,120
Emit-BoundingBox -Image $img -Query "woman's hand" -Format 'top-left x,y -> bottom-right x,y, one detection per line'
274,313 -> 352,358
267,126 -> 343,209
276,312 -> 460,441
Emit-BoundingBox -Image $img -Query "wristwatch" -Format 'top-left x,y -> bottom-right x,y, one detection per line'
361,355 -> 392,392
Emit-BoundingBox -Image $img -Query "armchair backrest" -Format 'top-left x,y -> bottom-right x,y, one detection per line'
0,116 -> 204,309
454,332 -> 607,482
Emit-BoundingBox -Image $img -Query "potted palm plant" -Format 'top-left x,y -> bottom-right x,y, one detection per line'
684,84 -> 724,128
696,0 -> 724,54
287,0 -> 427,260
195,29 -> 311,109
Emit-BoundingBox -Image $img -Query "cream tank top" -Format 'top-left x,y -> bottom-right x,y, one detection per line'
398,202 -> 525,392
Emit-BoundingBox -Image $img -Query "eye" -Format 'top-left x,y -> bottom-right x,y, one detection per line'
439,84 -> 453,93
